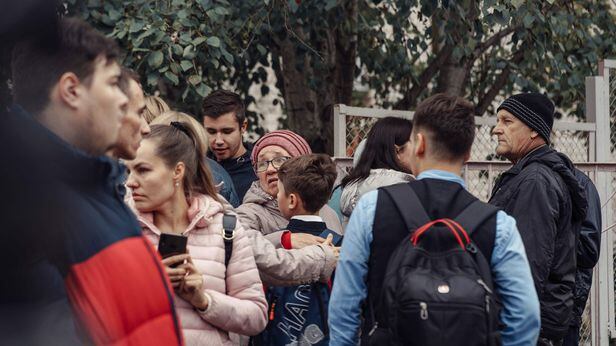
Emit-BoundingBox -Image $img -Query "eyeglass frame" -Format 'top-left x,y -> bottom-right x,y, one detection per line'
253,156 -> 291,173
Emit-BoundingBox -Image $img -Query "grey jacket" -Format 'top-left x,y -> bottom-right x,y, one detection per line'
340,169 -> 414,222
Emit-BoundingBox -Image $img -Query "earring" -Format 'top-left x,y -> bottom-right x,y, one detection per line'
175,182 -> 179,187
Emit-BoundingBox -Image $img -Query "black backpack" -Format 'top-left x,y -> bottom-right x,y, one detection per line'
367,183 -> 501,346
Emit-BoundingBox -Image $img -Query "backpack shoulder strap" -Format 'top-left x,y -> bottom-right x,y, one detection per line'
222,214 -> 236,267
454,200 -> 499,287
381,183 -> 430,231
454,200 -> 499,237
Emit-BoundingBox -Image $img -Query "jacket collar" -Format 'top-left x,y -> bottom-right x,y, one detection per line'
10,104 -> 120,186
137,194 -> 222,236
504,144 -> 550,176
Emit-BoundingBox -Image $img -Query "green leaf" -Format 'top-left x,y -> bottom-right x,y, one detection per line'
164,71 -> 179,85
288,0 -> 299,13
257,44 -> 267,56
325,0 -> 337,11
181,60 -> 193,72
183,45 -> 196,59
206,36 -> 221,47
214,6 -> 229,16
198,0 -> 212,9
193,36 -> 207,46
147,51 -> 164,68
108,9 -> 122,21
196,83 -> 212,97
221,48 -> 234,64
146,73 -> 159,87
129,20 -> 145,33
523,14 -> 534,28
188,75 -> 201,85
511,0 -> 524,8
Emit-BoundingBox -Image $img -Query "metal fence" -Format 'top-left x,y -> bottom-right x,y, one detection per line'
332,59 -> 616,346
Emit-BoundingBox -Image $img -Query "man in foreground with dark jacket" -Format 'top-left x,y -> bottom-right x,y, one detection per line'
2,17 -> 182,345
489,93 -> 588,346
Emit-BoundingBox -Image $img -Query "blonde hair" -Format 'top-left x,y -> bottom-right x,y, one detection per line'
151,111 -> 209,155
143,95 -> 170,124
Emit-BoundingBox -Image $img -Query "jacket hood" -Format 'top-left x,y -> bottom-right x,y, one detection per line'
340,169 -> 414,217
136,193 -> 225,235
521,146 -> 588,223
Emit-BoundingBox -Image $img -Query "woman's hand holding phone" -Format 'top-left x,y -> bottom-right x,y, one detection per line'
162,254 -> 190,287
176,256 -> 209,310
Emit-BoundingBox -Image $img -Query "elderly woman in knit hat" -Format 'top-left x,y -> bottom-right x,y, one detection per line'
236,130 -> 343,246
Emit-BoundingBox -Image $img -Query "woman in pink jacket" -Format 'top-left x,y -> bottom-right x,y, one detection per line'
126,121 -> 268,345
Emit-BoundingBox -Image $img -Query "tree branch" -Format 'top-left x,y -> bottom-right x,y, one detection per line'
473,27 -> 517,58
395,44 -> 454,109
475,50 -> 524,115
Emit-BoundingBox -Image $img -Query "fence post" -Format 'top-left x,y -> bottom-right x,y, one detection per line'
333,105 -> 346,157
586,74 -> 612,346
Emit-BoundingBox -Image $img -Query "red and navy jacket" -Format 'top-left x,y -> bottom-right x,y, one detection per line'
0,105 -> 183,345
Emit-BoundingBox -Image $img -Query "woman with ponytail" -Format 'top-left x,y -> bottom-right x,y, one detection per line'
126,121 -> 267,345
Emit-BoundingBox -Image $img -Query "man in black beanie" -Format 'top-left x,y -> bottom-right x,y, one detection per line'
489,93 -> 588,346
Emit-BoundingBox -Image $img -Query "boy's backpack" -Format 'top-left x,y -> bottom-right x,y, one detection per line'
367,183 -> 501,346
254,229 -> 338,346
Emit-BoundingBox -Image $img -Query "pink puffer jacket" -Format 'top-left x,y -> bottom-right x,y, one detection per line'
135,193 -> 268,345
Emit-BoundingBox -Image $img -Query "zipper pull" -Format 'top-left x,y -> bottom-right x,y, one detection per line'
477,279 -> 493,294
419,302 -> 428,320
368,322 -> 379,336
485,295 -> 490,314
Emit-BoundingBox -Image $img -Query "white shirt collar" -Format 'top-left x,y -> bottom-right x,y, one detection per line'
291,215 -> 324,222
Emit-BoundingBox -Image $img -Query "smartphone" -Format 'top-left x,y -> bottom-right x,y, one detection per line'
158,233 -> 188,266
320,230 -> 343,246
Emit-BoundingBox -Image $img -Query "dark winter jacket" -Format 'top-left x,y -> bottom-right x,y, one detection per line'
489,145 -> 588,340
210,143 -> 257,202
0,105 -> 183,345
206,157 -> 240,207
571,168 -> 601,326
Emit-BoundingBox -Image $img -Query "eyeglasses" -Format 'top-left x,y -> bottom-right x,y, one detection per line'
254,156 -> 291,173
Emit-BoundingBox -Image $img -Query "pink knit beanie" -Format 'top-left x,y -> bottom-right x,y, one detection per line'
251,130 -> 312,163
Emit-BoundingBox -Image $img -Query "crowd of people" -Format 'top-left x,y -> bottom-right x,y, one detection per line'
0,16 -> 602,346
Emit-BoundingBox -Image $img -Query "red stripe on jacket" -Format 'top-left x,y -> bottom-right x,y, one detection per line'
65,236 -> 183,345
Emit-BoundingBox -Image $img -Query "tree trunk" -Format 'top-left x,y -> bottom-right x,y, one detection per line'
436,57 -> 469,97
275,0 -> 357,155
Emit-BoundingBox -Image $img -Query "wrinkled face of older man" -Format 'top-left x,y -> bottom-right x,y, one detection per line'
492,109 -> 542,162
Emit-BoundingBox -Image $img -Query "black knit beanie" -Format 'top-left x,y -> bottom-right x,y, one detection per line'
497,93 -> 554,143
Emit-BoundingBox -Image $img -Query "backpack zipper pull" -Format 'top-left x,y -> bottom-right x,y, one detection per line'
485,295 -> 490,314
477,279 -> 493,294
419,302 -> 428,320
368,322 -> 379,336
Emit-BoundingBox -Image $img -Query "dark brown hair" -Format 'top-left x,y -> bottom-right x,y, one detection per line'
278,154 -> 337,213
11,17 -> 120,115
146,123 -> 220,203
341,117 -> 413,187
412,93 -> 475,160
201,89 -> 245,125
118,67 -> 140,96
